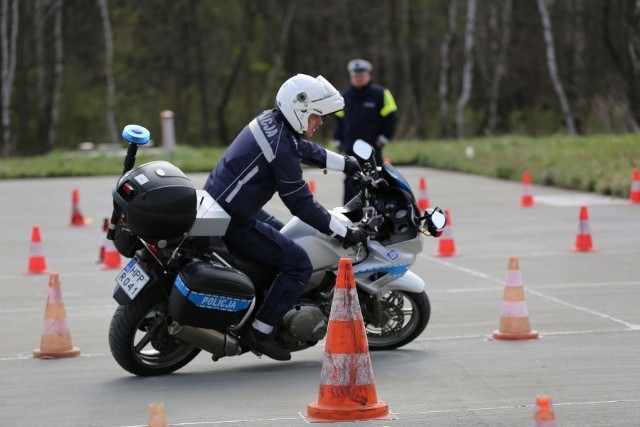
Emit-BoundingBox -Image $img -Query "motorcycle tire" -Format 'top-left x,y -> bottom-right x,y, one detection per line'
364,290 -> 431,351
109,287 -> 201,376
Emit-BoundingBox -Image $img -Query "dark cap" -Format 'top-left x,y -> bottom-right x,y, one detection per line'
347,59 -> 373,74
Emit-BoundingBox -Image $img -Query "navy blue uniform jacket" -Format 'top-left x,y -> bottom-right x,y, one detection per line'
204,109 -> 334,235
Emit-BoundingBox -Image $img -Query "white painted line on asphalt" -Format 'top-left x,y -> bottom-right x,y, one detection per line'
111,399 -> 640,426
426,256 -> 640,330
535,194 -> 627,206
527,288 -> 640,330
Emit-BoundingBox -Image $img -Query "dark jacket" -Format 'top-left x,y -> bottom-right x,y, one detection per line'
333,81 -> 398,159
204,109 -> 334,235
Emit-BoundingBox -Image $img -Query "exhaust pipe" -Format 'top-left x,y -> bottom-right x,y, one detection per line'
167,321 -> 241,358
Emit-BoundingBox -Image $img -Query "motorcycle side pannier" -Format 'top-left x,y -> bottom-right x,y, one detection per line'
169,260 -> 255,330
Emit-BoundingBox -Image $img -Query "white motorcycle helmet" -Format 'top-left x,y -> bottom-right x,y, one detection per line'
276,74 -> 345,134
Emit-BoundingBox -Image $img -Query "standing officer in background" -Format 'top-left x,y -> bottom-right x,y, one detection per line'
333,58 -> 399,204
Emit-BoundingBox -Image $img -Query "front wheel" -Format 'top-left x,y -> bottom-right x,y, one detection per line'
361,290 -> 431,350
109,287 -> 201,376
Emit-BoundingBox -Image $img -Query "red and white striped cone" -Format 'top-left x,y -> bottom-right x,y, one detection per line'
521,171 -> 534,207
573,205 -> 595,252
305,258 -> 392,422
417,177 -> 430,211
630,168 -> 640,204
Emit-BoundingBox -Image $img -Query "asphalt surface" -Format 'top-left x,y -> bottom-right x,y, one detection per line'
1,165 -> 639,426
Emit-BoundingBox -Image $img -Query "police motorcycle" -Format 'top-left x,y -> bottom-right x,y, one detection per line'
107,124 -> 446,376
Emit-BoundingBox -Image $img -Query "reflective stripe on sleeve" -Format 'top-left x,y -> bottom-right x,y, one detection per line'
249,119 -> 275,163
225,166 -> 259,203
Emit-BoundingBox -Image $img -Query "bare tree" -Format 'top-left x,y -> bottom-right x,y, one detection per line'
456,0 -> 477,140
439,0 -> 459,138
98,0 -> 118,143
47,0 -> 63,149
397,0 -> 421,138
1,0 -> 18,157
537,0 -> 576,135
258,1 -> 296,110
487,0 -> 512,134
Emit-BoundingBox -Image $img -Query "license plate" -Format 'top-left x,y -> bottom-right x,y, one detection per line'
116,259 -> 150,300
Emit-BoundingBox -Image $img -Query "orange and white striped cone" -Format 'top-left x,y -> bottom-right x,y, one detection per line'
308,179 -> 316,194
417,176 -> 430,211
101,238 -> 122,270
629,168 -> 640,204
147,403 -> 168,427
492,257 -> 538,340
573,205 -> 595,252
305,258 -> 393,422
97,217 -> 109,263
69,189 -> 88,226
434,209 -> 458,257
521,171 -> 534,207
33,273 -> 81,359
532,395 -> 556,427
25,226 -> 49,275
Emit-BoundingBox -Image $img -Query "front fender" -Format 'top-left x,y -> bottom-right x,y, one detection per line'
377,270 -> 425,294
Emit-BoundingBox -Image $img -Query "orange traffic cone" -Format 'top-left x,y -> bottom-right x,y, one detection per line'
521,171 -> 534,207
69,189 -> 88,226
492,257 -> 538,340
25,226 -> 49,275
147,403 -> 168,427
308,179 -> 316,194
630,168 -> 640,204
101,238 -> 122,270
573,205 -> 595,252
97,217 -> 109,263
417,176 -> 430,211
33,273 -> 81,359
533,395 -> 556,427
305,258 -> 393,422
434,209 -> 458,257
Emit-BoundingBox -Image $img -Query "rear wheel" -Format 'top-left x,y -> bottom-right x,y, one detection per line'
361,290 -> 430,350
109,287 -> 201,376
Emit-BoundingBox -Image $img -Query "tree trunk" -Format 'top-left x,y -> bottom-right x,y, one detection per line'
456,0 -> 477,140
488,0 -> 512,135
439,0 -> 458,138
98,0 -> 118,144
536,0 -> 577,135
258,1 -> 296,110
397,0 -> 421,138
627,0 -> 640,130
47,0 -> 63,150
1,0 -> 18,157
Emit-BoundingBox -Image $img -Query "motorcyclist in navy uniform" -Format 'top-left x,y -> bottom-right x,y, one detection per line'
333,59 -> 398,205
204,74 -> 366,361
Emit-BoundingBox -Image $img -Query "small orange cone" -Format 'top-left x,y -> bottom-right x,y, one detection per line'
25,226 -> 49,275
147,403 -> 168,427
629,168 -> 640,204
97,217 -> 109,263
533,395 -> 556,427
573,205 -> 595,252
417,176 -> 430,211
434,209 -> 458,257
101,238 -> 122,270
492,257 -> 538,340
33,273 -> 81,359
521,171 -> 534,207
305,258 -> 393,422
69,189 -> 88,226
308,179 -> 316,194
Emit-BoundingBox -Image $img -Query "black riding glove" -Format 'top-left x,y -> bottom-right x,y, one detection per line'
343,155 -> 361,177
342,226 -> 367,249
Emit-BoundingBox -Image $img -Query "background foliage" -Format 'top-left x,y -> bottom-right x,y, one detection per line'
2,0 -> 640,157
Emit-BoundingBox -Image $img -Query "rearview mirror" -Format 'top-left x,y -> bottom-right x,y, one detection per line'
430,208 -> 446,230
353,139 -> 373,161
